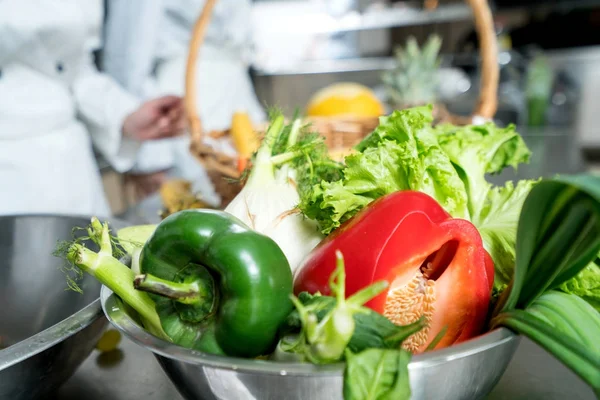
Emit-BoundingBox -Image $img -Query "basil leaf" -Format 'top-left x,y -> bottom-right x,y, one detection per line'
343,348 -> 412,400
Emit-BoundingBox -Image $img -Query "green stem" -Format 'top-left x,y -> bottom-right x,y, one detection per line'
385,317 -> 427,348
331,251 -> 347,301
286,118 -> 302,148
347,280 -> 389,308
256,115 -> 285,161
246,115 -> 285,187
68,244 -> 168,340
492,310 -> 600,391
134,273 -> 208,305
312,160 -> 344,169
270,150 -> 303,166
425,325 -> 448,351
87,217 -> 105,246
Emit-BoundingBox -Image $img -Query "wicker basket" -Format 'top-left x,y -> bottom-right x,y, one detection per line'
171,0 -> 499,210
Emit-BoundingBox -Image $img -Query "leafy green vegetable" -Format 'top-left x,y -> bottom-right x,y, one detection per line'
301,106 -> 469,234
559,261 -> 600,312
281,292 -> 425,354
299,105 -> 537,292
433,122 -> 536,291
343,348 -> 412,400
434,122 -> 531,218
526,291 -> 600,352
475,179 -> 540,289
56,218 -> 168,340
491,174 -> 600,394
279,251 -> 391,364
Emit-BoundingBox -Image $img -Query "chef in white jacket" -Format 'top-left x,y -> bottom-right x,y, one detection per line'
102,0 -> 266,201
0,0 -> 186,218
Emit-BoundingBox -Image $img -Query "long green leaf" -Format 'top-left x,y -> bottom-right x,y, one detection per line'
493,174 -> 600,396
491,309 -> 600,390
501,175 -> 600,312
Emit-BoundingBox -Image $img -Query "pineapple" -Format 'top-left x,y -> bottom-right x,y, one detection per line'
382,35 -> 442,109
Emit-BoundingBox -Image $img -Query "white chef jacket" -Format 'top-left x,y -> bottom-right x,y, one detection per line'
0,0 -> 142,218
102,0 -> 265,201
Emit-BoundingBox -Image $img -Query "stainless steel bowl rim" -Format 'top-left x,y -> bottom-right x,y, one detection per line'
0,300 -> 103,370
0,213 -> 129,371
101,285 -> 518,376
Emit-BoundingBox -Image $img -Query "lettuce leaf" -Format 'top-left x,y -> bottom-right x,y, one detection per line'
476,179 -> 540,290
299,105 -> 537,294
300,106 -> 468,234
434,122 -> 531,219
559,262 -> 600,312
433,124 -> 535,291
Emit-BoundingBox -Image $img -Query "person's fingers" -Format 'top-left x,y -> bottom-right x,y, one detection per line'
158,116 -> 170,129
174,119 -> 187,132
152,95 -> 182,110
143,95 -> 182,121
167,103 -> 184,123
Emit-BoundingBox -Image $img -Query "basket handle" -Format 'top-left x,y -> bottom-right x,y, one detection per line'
184,0 -> 499,135
466,0 -> 499,120
185,0 -> 219,148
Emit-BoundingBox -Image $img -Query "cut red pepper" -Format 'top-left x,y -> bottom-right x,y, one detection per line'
293,191 -> 493,353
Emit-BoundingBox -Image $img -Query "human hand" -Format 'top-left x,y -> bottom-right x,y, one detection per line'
125,170 -> 170,200
123,95 -> 186,141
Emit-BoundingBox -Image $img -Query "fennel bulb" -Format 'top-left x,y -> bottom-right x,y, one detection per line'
225,116 -> 324,273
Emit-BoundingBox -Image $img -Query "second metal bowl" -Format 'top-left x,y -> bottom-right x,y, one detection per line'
0,215 -> 126,400
101,284 -> 520,400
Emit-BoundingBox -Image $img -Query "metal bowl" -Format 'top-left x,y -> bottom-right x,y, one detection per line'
0,215 -> 126,400
101,282 -> 520,400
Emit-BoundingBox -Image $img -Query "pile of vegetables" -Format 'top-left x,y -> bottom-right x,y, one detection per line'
57,107 -> 600,399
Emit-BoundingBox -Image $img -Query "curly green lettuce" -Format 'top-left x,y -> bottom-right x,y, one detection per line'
299,105 -> 538,293
301,106 -> 468,234
559,261 -> 600,312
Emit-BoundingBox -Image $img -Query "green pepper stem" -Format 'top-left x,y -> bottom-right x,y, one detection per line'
134,273 -> 209,305
67,243 -> 168,340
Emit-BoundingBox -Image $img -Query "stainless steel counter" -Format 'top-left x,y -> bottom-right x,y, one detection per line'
55,331 -> 595,400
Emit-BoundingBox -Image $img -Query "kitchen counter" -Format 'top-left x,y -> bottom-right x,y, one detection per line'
55,332 -> 595,400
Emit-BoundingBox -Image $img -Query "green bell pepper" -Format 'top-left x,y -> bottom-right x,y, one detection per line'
134,209 -> 294,358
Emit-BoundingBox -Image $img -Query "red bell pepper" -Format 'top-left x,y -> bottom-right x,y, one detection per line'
293,191 -> 493,354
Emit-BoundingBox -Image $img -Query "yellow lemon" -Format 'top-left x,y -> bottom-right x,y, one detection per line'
306,83 -> 385,118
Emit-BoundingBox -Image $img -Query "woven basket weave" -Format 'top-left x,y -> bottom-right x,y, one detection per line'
167,0 -> 499,211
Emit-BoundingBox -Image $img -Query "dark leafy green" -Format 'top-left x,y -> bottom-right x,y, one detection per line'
281,292 -> 425,354
491,174 -> 600,394
343,348 -> 412,400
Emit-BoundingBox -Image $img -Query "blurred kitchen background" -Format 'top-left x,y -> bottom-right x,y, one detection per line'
99,0 -> 600,216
